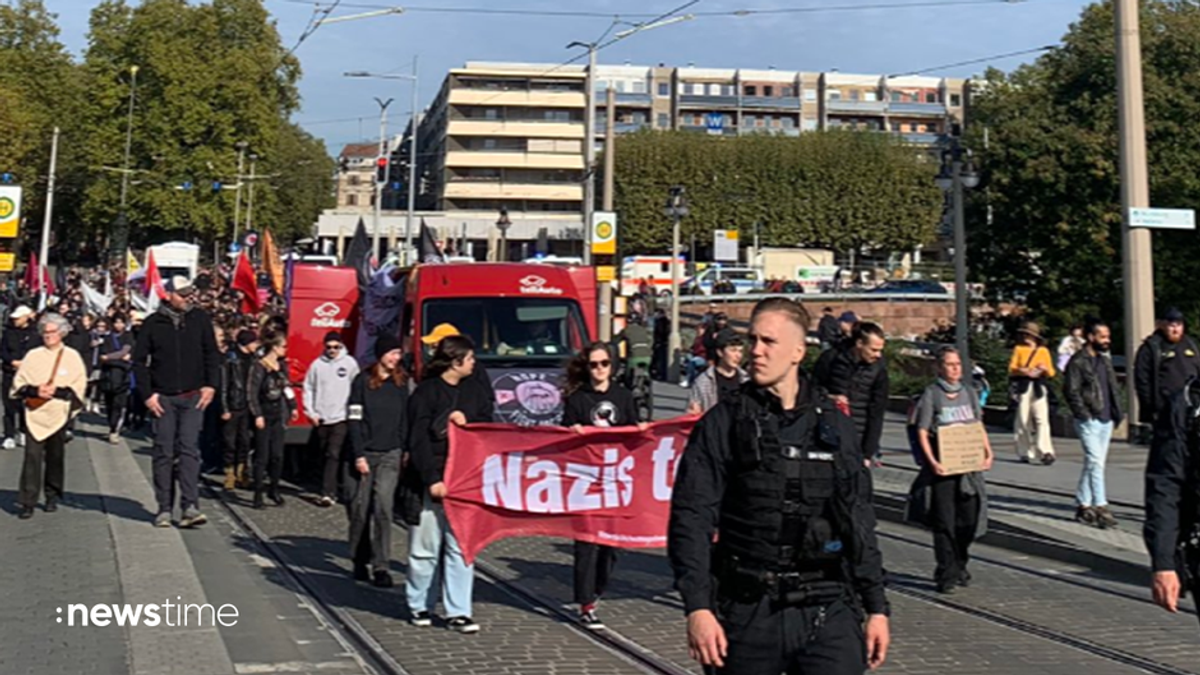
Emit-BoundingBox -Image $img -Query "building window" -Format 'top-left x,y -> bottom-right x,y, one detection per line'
849,90 -> 860,101
782,117 -> 795,128
684,83 -> 696,95
349,175 -> 360,186
890,91 -> 901,102
864,91 -> 878,102
804,88 -> 817,102
483,138 -> 498,150
347,194 -> 357,206
764,85 -> 774,97
632,111 -> 647,124
632,81 -> 646,94
744,85 -> 757,97
744,114 -> 757,126
657,113 -> 669,128
828,90 -> 841,101
658,82 -> 670,96
802,118 -> 818,131
616,80 -> 627,93
950,93 -> 962,107
782,86 -> 796,98
925,92 -> 938,104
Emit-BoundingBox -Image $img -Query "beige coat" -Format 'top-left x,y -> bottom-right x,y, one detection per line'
11,345 -> 87,442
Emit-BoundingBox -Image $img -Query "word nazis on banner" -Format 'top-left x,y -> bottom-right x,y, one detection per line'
442,419 -> 697,563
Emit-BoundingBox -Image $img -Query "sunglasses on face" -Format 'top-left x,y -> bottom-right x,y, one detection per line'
588,359 -> 611,369
325,344 -> 343,351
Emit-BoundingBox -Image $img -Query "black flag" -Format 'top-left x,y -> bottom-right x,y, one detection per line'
344,217 -> 373,288
419,219 -> 446,264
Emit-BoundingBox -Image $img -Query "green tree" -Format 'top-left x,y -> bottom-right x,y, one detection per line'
608,130 -> 942,256
967,0 -> 1200,334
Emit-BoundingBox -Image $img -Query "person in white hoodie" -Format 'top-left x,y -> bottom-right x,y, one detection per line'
303,331 -> 360,506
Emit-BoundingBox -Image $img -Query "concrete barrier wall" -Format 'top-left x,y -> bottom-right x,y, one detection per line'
681,298 -> 956,338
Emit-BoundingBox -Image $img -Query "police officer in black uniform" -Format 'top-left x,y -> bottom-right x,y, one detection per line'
1145,377 -> 1200,624
1134,307 -> 1200,441
668,297 -> 890,674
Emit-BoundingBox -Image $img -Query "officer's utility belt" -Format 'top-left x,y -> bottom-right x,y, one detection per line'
719,563 -> 846,606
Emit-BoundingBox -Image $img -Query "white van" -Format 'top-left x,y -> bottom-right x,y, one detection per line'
620,255 -> 686,296
149,242 -> 200,280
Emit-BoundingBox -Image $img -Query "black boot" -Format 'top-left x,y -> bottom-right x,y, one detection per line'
353,561 -> 370,581
372,569 -> 394,588
253,487 -> 264,510
268,483 -> 284,506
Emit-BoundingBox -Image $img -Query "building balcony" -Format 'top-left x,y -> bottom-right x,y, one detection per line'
444,151 -> 584,171
448,89 -> 586,108
595,121 -> 651,135
826,100 -> 887,114
444,180 -> 583,201
447,119 -> 584,139
900,132 -> 946,145
614,92 -> 653,106
680,125 -> 739,136
741,96 -> 802,110
888,101 -> 948,116
679,94 -> 740,108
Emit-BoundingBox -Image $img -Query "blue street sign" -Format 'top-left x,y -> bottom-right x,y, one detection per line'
181,181 -> 193,191
0,173 -> 13,184
212,181 -> 222,192
391,182 -> 401,191
705,112 -> 725,135
229,242 -> 242,253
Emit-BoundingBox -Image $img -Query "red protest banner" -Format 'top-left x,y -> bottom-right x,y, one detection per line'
442,418 -> 696,564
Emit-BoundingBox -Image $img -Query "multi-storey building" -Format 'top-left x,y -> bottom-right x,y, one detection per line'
333,143 -> 378,212
316,61 -> 971,259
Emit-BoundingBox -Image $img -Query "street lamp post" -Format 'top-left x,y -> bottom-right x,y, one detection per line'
935,137 -> 980,376
245,153 -> 259,237
664,186 -> 689,382
345,63 -> 420,264
496,208 -> 512,262
232,141 -> 248,245
111,65 -> 139,265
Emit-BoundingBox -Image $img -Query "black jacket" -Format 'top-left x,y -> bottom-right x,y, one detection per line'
247,360 -> 295,421
814,343 -> 890,459
562,381 -> 639,428
1064,348 -> 1123,425
817,315 -> 842,345
1134,333 -> 1200,424
1145,385 -> 1200,574
97,331 -> 134,393
132,306 -> 220,397
64,329 -> 95,374
221,348 -> 255,412
347,370 -> 408,459
408,374 -> 494,487
668,372 -> 887,615
0,322 -> 40,376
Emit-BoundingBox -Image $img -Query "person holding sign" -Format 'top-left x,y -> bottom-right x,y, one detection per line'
911,347 -> 993,595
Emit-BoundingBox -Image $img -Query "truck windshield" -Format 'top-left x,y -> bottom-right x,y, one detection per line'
422,297 -> 587,364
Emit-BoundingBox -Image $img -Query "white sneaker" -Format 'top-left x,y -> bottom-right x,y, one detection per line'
2,438 -> 13,450
17,432 -> 26,447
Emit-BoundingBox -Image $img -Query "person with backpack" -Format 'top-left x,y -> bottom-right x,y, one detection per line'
907,347 -> 992,594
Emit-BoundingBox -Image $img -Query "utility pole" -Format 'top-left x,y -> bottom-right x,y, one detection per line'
603,86 -> 616,211
665,187 -> 688,382
232,141 -> 248,246
118,66 -> 139,213
567,41 -> 597,266
245,154 -> 258,239
405,57 -> 419,266
1115,0 -> 1154,434
373,97 -> 393,259
39,127 -> 59,311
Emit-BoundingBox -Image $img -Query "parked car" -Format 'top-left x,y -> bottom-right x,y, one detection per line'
868,279 -> 949,295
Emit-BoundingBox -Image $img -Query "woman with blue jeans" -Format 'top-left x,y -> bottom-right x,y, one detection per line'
1063,320 -> 1123,529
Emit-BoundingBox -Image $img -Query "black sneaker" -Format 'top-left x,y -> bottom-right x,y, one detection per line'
958,570 -> 972,588
936,580 -> 958,595
1041,454 -> 1056,466
1075,505 -> 1097,525
410,610 -> 433,627
1094,506 -> 1118,529
44,498 -> 58,513
352,563 -> 370,582
580,610 -> 604,630
447,616 -> 480,634
372,570 -> 394,588
18,505 -> 33,520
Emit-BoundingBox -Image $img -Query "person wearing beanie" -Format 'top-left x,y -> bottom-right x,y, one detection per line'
346,332 -> 408,589
1134,307 -> 1200,442
303,329 -> 360,506
220,329 -> 260,490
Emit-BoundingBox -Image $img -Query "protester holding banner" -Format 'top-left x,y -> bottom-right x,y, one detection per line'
562,342 -> 646,630
668,297 -> 890,674
346,334 -> 408,589
406,335 -> 492,634
906,346 -> 992,595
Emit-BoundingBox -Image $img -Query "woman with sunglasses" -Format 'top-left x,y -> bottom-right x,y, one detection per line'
562,341 -> 648,630
247,331 -> 298,509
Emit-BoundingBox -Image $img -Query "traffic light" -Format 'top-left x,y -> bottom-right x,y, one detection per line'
375,157 -> 388,185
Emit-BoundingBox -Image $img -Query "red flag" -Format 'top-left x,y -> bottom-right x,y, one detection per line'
231,251 -> 260,314
24,252 -> 56,297
442,418 -> 697,564
144,249 -> 166,300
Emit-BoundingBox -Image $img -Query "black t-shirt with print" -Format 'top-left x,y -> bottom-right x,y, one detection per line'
562,381 -> 639,428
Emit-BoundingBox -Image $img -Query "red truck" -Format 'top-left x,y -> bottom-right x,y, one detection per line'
284,261 -> 596,441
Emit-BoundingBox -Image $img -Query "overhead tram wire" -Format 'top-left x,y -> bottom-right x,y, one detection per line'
274,0 -> 1032,16
888,44 -> 1057,77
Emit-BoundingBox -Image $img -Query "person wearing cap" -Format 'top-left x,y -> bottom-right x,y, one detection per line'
837,311 -> 859,340
1134,307 -> 1200,441
220,329 -> 259,490
346,333 -> 408,589
132,275 -> 221,529
702,313 -> 731,364
1,305 -> 40,449
687,329 -> 748,415
421,324 -> 496,411
303,330 -> 360,506
1009,321 -> 1057,464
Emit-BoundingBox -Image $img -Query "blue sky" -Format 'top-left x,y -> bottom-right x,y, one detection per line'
47,0 -> 1093,153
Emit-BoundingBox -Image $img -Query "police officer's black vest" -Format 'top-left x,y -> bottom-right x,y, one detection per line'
716,381 -> 864,573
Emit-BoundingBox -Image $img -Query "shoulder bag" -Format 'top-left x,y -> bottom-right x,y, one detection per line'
25,348 -> 65,411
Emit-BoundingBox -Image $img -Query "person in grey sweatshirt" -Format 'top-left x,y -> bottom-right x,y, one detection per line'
303,331 -> 360,506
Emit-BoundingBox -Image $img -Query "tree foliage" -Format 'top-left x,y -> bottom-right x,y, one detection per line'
608,130 -> 943,255
0,0 -> 334,261
967,0 -> 1200,331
